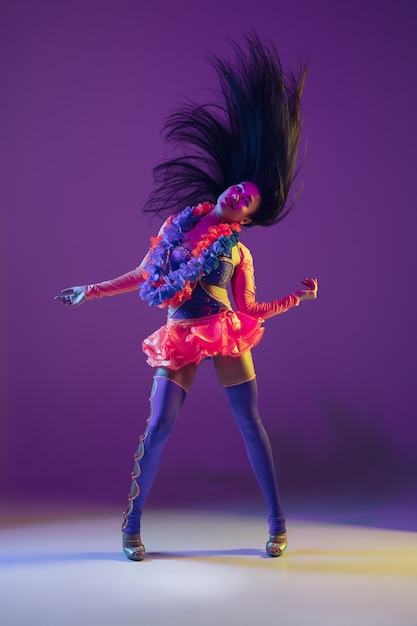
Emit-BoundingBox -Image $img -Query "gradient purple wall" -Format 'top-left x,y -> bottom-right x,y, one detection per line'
2,0 -> 416,512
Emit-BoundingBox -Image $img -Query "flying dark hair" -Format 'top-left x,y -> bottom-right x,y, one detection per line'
143,32 -> 307,227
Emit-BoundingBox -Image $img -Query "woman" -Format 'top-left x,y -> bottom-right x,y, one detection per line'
56,34 -> 318,561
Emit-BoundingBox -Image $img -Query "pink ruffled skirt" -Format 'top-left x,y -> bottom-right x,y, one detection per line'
142,310 -> 264,370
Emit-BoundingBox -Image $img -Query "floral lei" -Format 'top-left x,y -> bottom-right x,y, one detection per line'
139,202 -> 241,308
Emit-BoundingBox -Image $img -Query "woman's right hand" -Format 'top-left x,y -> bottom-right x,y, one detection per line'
296,278 -> 318,302
54,286 -> 87,308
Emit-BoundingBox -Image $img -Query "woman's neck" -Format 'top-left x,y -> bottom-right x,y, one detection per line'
202,205 -> 222,225
181,206 -> 221,247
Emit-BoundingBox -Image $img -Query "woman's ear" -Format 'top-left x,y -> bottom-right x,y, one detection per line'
240,217 -> 252,225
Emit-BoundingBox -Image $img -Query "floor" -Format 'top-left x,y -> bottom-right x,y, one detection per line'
1,501 -> 416,626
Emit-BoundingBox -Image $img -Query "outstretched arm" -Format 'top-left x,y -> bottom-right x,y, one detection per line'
55,252 -> 150,309
55,219 -> 172,308
83,265 -> 148,300
231,243 -> 318,319
55,265 -> 148,308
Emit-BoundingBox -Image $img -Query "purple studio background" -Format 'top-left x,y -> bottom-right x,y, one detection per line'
1,0 -> 416,517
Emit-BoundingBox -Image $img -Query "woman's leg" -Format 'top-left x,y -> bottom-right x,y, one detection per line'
122,363 -> 197,560
213,352 -> 286,539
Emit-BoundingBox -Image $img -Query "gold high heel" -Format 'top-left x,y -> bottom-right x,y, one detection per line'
266,532 -> 287,557
122,532 -> 146,561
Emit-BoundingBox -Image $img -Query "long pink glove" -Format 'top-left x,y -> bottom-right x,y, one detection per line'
84,267 -> 148,300
232,243 -> 300,320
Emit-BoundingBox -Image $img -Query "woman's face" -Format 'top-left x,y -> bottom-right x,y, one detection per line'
216,182 -> 261,224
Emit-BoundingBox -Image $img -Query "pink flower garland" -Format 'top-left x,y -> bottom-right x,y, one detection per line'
140,203 -> 241,308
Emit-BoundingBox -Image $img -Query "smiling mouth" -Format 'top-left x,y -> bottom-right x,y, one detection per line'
225,197 -> 235,208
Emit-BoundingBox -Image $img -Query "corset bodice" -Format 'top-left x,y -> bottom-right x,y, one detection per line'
168,245 -> 234,319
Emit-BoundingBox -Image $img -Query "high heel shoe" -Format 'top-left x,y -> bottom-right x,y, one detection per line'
266,532 -> 287,557
122,532 -> 146,561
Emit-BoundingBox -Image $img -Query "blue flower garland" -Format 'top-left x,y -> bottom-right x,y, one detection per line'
139,204 -> 240,307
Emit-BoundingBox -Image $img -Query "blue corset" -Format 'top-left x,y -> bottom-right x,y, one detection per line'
170,283 -> 229,319
204,257 -> 234,287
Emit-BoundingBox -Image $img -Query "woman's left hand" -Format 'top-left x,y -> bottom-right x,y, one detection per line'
296,278 -> 318,302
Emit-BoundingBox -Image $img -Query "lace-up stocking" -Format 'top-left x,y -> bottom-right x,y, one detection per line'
122,375 -> 186,534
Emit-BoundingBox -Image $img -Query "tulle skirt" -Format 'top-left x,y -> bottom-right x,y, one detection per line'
142,310 -> 264,370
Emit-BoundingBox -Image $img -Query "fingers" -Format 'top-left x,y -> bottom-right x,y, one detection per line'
300,277 -> 318,299
301,277 -> 318,288
54,292 -> 81,307
54,288 -> 74,303
55,296 -> 74,307
54,286 -> 85,307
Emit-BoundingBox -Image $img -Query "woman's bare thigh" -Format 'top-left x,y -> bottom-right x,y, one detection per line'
155,362 -> 199,393
212,351 -> 256,386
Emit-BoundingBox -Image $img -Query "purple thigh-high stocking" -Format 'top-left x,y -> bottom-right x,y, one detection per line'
122,375 -> 186,534
224,378 -> 286,535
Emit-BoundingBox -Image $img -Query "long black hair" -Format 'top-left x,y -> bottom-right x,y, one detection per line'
144,32 -> 306,227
